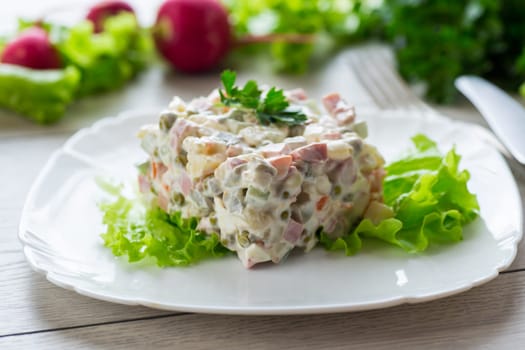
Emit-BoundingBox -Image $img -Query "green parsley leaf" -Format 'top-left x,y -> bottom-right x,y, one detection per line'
220,69 -> 236,96
219,70 -> 307,126
262,87 -> 289,114
238,80 -> 261,109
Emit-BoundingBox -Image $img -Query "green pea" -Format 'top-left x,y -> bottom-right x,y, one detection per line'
173,193 -> 185,205
237,231 -> 251,248
159,111 -> 177,131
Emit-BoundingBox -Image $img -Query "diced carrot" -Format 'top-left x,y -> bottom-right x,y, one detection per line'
151,162 -> 158,178
316,195 -> 329,211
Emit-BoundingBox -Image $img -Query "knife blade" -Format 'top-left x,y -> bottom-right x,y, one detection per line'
455,76 -> 525,165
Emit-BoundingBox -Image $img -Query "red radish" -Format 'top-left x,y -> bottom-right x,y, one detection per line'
0,27 -> 61,70
86,0 -> 135,33
153,0 -> 232,73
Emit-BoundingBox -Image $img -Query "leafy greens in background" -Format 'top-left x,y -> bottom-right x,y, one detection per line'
223,0 -> 361,74
0,65 -> 80,124
98,135 -> 479,267
0,13 -> 152,124
224,0 -> 525,103
54,13 -> 152,96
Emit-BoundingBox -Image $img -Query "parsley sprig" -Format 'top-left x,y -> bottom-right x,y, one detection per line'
219,70 -> 307,126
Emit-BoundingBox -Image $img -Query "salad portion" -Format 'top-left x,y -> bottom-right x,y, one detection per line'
137,71 -> 385,267
100,72 -> 480,269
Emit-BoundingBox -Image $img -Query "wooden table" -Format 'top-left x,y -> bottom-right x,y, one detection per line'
2,2 -> 525,349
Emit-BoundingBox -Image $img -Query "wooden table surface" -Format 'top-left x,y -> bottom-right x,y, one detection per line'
2,2 -> 525,349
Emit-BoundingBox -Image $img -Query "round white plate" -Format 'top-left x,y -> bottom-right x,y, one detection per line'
19,109 -> 523,315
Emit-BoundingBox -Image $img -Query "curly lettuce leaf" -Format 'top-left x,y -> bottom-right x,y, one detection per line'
320,134 -> 479,255
0,64 -> 80,124
57,12 -> 152,96
98,181 -> 229,267
3,14 -> 152,124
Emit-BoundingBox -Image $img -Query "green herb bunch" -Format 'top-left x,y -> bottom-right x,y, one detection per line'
219,70 -> 307,126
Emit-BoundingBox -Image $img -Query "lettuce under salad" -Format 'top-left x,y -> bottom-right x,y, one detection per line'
99,135 -> 479,267
320,134 -> 479,255
98,180 -> 230,267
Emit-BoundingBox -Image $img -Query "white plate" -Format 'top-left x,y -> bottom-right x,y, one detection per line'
19,109 -> 523,315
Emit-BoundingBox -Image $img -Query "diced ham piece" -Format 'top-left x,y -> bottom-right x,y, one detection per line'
322,93 -> 356,126
286,88 -> 308,102
157,162 -> 168,179
283,219 -> 304,244
322,218 -> 337,233
369,167 -> 386,193
329,158 -> 356,185
291,143 -> 328,162
179,171 -> 192,196
170,119 -> 198,151
322,131 -> 342,140
334,107 -> 356,125
260,142 -> 291,157
138,174 -> 151,193
268,155 -> 293,178
226,145 -> 243,157
229,157 -> 247,169
322,93 -> 343,115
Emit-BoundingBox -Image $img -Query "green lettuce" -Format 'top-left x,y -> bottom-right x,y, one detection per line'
98,181 -> 230,267
0,64 -> 80,124
320,134 -> 479,255
56,12 -> 152,96
0,13 -> 152,124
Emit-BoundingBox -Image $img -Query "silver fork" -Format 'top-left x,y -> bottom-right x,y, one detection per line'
346,44 -> 525,179
347,44 -> 431,112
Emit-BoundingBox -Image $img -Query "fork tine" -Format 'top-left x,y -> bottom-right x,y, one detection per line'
360,48 -> 403,108
347,52 -> 390,109
347,44 -> 430,112
365,46 -> 420,109
370,48 -> 428,110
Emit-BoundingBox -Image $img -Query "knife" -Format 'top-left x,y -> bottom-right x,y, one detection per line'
455,76 -> 525,165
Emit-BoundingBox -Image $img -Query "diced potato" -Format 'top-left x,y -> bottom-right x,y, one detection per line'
327,140 -> 352,160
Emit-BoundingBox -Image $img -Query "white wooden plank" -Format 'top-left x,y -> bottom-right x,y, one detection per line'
1,271 -> 525,349
0,258 -> 174,337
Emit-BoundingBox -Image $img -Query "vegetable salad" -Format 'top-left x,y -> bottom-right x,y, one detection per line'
99,74 -> 479,269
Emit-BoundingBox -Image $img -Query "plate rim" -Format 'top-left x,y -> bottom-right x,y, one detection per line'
18,108 -> 524,315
